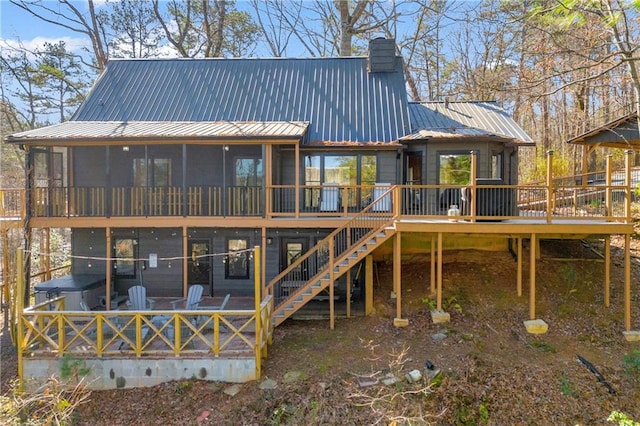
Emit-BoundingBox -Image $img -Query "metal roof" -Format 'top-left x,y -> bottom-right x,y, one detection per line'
7,121 -> 309,143
70,57 -> 411,144
403,101 -> 534,145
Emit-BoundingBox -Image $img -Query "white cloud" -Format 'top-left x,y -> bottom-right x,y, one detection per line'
1,35 -> 90,55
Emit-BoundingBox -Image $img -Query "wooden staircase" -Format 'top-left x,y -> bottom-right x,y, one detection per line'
266,187 -> 398,326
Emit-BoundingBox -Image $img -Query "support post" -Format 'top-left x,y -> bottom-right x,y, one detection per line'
346,268 -> 351,318
365,255 -> 373,315
430,234 -> 436,295
16,248 -> 24,389
329,238 -> 335,330
265,145 -> 272,218
437,232 -> 443,311
254,245 -> 262,377
625,150 -> 633,222
546,150 -> 554,223
183,225 -> 188,296
394,231 -> 402,320
295,143 -> 300,219
106,228 -> 112,310
604,235 -> 610,307
470,151 -> 477,223
529,234 -> 536,320
605,155 -> 612,221
517,237 -> 522,297
261,227 -> 267,297
624,234 -> 631,331
580,146 -> 589,186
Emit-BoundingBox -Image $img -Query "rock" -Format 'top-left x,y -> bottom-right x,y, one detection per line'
431,332 -> 447,341
381,376 -> 400,386
259,378 -> 277,390
207,382 -> 223,392
196,410 -> 210,424
223,384 -> 242,396
357,376 -> 378,388
405,369 -> 422,383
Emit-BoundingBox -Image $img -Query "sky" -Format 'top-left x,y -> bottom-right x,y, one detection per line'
1,0 -> 97,53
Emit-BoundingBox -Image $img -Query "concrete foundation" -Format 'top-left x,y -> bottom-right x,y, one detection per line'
431,310 -> 450,324
393,318 -> 409,327
524,319 -> 548,335
623,330 -> 640,342
23,356 -> 257,390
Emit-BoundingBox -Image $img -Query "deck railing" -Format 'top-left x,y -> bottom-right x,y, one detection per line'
0,188 -> 24,218
265,186 -> 397,309
20,295 -> 274,361
11,169 -> 635,223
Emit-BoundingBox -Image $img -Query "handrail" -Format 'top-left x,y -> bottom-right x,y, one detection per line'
20,301 -> 274,359
0,188 -> 25,218
265,186 -> 397,309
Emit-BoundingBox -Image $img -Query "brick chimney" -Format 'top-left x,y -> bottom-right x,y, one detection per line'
368,38 -> 398,73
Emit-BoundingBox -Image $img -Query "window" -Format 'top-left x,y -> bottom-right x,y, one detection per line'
225,238 -> 249,279
361,155 -> 377,185
303,154 -> 377,208
114,238 -> 136,277
235,158 -> 263,186
438,153 -> 471,185
133,158 -> 171,186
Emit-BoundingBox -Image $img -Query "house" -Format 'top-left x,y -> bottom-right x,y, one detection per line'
5,39 -> 637,389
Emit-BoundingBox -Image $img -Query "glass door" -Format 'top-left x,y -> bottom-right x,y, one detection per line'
188,240 -> 211,295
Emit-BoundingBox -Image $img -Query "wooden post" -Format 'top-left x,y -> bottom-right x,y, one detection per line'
106,228 -> 112,310
437,232 -> 443,311
346,268 -> 351,318
605,155 -> 612,221
604,235 -> 610,307
517,237 -> 522,297
529,234 -> 536,320
365,255 -> 373,315
394,231 -> 402,319
625,150 -> 633,222
295,143 -> 300,219
261,227 -> 267,297
470,151 -> 477,223
182,225 -> 188,296
265,145 -> 272,219
546,150 -> 554,223
16,248 -> 24,389
254,245 -> 262,377
430,234 -> 436,295
329,238 -> 335,330
581,146 -> 589,186
624,233 -> 631,331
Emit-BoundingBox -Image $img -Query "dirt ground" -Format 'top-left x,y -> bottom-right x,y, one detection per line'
2,234 -> 640,425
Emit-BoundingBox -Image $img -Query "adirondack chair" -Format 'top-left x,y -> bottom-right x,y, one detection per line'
126,285 -> 155,310
80,300 -> 120,337
170,285 -> 204,310
198,293 -> 230,311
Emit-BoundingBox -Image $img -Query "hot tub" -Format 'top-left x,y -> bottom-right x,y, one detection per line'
34,274 -> 106,310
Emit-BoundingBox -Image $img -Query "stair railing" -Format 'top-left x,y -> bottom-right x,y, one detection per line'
265,186 -> 398,310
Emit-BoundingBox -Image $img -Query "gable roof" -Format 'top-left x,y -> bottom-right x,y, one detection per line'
565,111 -> 640,149
70,57 -> 411,145
403,101 -> 534,145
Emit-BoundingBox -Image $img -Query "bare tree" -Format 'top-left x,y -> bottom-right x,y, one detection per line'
152,0 -> 259,58
10,0 -> 109,71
